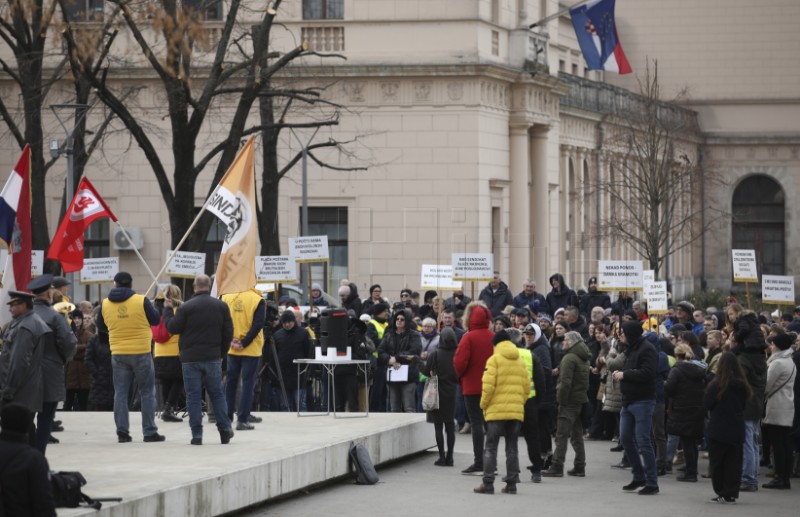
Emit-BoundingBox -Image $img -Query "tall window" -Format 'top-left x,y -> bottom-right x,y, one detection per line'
80,219 -> 110,302
62,0 -> 104,22
731,175 -> 785,275
303,0 -> 343,20
202,216 -> 227,275
184,0 -> 223,20
300,207 -> 348,293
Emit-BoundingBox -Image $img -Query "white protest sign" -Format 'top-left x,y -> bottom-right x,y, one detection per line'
451,253 -> 494,282
643,270 -> 655,285
256,255 -> 298,283
420,264 -> 462,291
80,257 -> 119,284
646,281 -> 668,314
165,250 -> 206,279
732,249 -> 758,283
762,275 -> 795,305
31,250 -> 44,277
597,260 -> 643,291
288,236 -> 329,263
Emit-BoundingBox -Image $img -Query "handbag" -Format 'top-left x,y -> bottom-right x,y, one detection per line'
422,374 -> 439,411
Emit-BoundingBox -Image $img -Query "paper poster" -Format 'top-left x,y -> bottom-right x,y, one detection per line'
451,253 -> 494,282
256,256 -> 298,283
165,250 -> 206,279
80,257 -> 119,284
420,264 -> 462,290
597,260 -> 643,291
288,236 -> 329,263
731,249 -> 758,283
646,281 -> 668,314
762,275 -> 795,305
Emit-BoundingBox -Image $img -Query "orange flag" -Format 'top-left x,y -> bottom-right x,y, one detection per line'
206,137 -> 259,296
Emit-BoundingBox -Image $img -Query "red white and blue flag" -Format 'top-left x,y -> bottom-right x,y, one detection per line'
570,0 -> 632,74
0,145 -> 33,306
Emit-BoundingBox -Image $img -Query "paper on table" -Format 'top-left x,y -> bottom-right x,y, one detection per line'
387,364 -> 409,382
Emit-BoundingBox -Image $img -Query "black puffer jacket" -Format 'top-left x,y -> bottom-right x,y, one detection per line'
378,329 -> 422,382
163,292 -> 233,363
271,325 -> 313,391
479,282 -> 514,317
85,332 -> 114,408
736,349 -> 767,420
733,312 -> 766,351
0,432 -> 56,516
664,360 -> 707,437
545,273 -> 579,316
620,336 -> 658,404
529,336 -> 555,409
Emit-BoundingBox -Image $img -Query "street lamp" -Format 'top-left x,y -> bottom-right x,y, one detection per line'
50,103 -> 90,300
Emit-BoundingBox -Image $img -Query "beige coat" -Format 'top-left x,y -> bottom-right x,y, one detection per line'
763,348 -> 796,427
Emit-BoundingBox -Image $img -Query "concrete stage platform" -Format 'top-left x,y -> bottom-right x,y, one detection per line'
48,412 -> 431,516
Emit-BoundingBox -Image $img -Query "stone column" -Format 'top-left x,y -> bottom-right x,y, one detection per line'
509,123 -> 531,290
531,127 -> 550,288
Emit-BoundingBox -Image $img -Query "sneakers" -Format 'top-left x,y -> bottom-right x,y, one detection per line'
677,474 -> 698,482
567,468 -> 585,477
501,484 -> 517,494
638,486 -> 659,495
236,421 -> 255,431
143,432 -> 166,443
161,409 -> 183,423
541,467 -> 564,478
434,457 -> 448,467
191,437 -> 202,445
473,483 -> 494,494
248,414 -> 263,423
531,471 -> 542,483
709,496 -> 736,504
461,464 -> 483,475
622,480 -> 646,491
610,444 -> 624,452
219,429 -> 234,444
459,423 -> 471,434
739,483 -> 758,492
117,432 -> 132,443
762,479 -> 791,490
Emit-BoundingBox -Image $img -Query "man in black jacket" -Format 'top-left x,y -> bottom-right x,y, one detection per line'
271,310 -> 313,411
164,274 -> 234,445
479,272 -> 514,317
579,277 -> 611,319
613,320 -> 659,495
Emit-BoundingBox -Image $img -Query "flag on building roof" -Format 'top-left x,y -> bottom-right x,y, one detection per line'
570,0 -> 632,74
47,177 -> 118,273
0,145 -> 33,318
207,136 -> 259,296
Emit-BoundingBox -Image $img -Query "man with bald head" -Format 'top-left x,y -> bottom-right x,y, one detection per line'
163,274 -> 235,445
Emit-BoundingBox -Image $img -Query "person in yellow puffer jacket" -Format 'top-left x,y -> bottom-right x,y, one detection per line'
474,330 -> 531,496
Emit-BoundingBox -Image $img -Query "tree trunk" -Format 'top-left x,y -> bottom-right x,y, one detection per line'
258,93 -> 281,255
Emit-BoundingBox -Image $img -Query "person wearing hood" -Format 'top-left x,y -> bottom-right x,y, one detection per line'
523,323 -> 556,461
761,333 -> 797,489
96,272 -> 164,444
423,327 -> 459,466
454,302 -> 495,475
479,272 -> 514,317
579,277 -> 611,320
664,344 -> 708,482
377,309 -> 421,413
338,284 -> 362,315
542,331 -> 591,478
513,279 -> 549,316
309,283 -> 329,307
473,330 -> 530,495
269,309 -> 313,412
613,320 -> 659,495
546,273 -> 579,317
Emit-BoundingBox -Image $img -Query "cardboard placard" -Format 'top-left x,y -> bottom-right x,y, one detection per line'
762,275 -> 795,305
288,236 -> 329,263
256,256 -> 298,283
80,257 -> 119,285
731,249 -> 758,283
597,260 -> 643,291
451,253 -> 494,282
165,250 -> 206,279
645,281 -> 668,314
420,264 -> 462,291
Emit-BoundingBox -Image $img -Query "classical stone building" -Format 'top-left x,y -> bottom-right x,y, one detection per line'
0,0 -> 796,303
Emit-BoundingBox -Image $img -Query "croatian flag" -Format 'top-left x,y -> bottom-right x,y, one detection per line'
0,145 -> 32,322
570,0 -> 632,74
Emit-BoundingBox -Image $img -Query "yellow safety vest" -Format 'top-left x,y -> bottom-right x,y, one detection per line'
368,319 -> 388,357
223,289 -> 265,358
102,295 -> 151,355
518,348 -> 537,399
154,333 -> 180,357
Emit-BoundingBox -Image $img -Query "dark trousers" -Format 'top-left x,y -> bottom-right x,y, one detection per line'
764,424 -> 792,482
538,406 -> 555,454
35,402 -> 57,455
160,377 -> 183,409
369,365 -> 387,412
483,420 -> 521,486
709,438 -> 742,499
434,421 -> 455,459
455,385 -> 467,426
65,389 -> 89,411
680,435 -> 699,476
334,374 -> 359,412
521,398 -> 543,472
552,403 -> 586,469
464,394 -> 486,467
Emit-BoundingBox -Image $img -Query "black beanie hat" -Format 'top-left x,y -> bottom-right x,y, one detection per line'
280,310 -> 296,324
1,403 -> 31,435
622,320 -> 644,342
768,333 -> 793,351
493,330 -> 510,345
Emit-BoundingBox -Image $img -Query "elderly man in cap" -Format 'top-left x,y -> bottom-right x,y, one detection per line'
96,272 -> 164,443
51,276 -> 71,303
28,274 -> 76,454
0,291 -> 50,446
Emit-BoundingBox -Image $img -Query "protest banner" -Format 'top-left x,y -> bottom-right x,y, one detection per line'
597,260 -> 643,291
646,281 -> 668,314
420,264 -> 462,291
165,250 -> 206,279
731,249 -> 758,283
451,253 -> 494,282
288,236 -> 329,263
256,256 -> 298,283
762,275 -> 795,305
80,257 -> 119,284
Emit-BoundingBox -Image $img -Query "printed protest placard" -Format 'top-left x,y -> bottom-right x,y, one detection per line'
731,249 -> 758,283
451,253 -> 494,282
762,275 -> 795,305
597,260 -> 643,291
80,257 -> 119,284
165,250 -> 206,279
420,264 -> 462,291
31,250 -> 43,277
646,281 -> 668,314
256,256 -> 298,283
288,236 -> 329,263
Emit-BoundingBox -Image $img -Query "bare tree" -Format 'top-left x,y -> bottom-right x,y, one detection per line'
593,61 -> 725,277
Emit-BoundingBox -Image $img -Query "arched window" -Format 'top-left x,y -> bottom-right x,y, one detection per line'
731,175 -> 785,275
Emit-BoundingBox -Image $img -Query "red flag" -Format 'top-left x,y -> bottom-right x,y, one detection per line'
0,144 -> 33,296
47,177 -> 117,273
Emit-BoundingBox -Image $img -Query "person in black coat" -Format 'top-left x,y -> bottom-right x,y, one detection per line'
85,327 -> 114,411
378,310 -> 421,413
545,273 -> 579,317
423,327 -> 459,466
664,344 -> 707,482
578,276 -> 611,319
478,274 -> 514,317
271,310 -> 313,411
0,403 -> 56,516
333,317 -> 370,413
704,351 -> 752,503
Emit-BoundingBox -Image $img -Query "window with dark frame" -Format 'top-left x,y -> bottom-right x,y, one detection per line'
302,0 -> 344,20
62,0 -> 104,22
731,175 -> 785,275
184,0 -> 223,20
201,215 -> 228,275
299,206 -> 348,294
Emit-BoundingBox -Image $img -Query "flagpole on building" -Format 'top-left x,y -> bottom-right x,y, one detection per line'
115,222 -> 160,296
528,0 -> 592,29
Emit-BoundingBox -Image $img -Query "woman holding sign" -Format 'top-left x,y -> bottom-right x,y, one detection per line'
378,310 -> 422,412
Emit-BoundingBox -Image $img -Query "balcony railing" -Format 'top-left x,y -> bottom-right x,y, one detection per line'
301,26 -> 345,52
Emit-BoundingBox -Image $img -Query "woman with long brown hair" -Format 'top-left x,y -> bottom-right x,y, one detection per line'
704,351 -> 753,503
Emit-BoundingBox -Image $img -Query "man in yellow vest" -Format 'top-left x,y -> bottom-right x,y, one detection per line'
222,288 -> 266,430
96,272 -> 164,443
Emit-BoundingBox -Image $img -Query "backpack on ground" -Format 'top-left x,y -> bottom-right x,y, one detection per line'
348,442 -> 379,485
50,471 -> 101,510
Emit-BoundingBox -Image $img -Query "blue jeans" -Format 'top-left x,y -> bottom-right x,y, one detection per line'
183,361 -> 232,439
741,419 -> 760,486
225,355 -> 259,422
620,399 -> 658,487
112,353 -> 158,437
